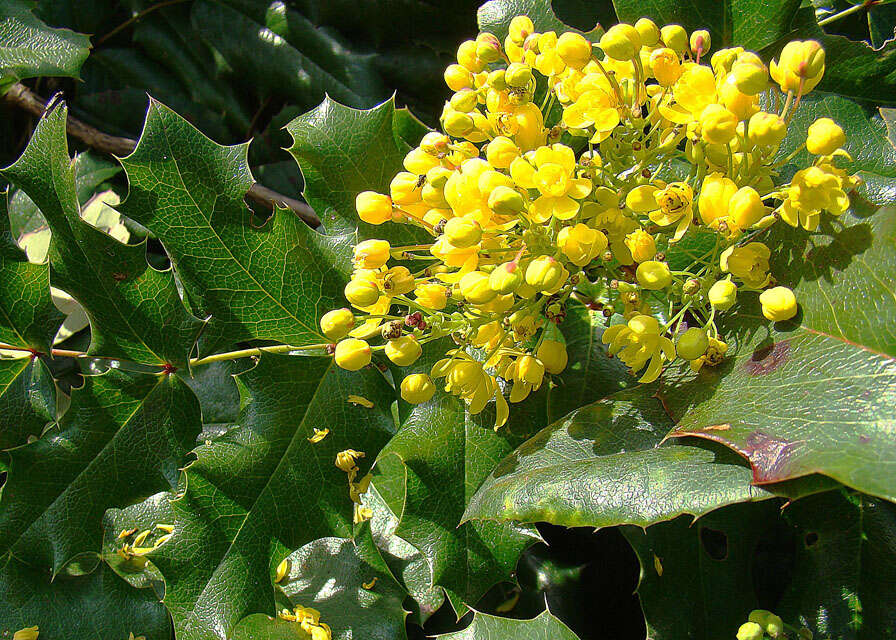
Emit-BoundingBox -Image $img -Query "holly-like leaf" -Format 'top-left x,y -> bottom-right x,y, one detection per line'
0,557 -> 171,640
102,491 -> 175,592
0,369 -> 201,573
664,206 -> 896,501
438,609 -> 581,640
0,0 -> 90,82
233,525 -> 408,640
119,99 -> 353,354
478,0 -> 602,42
0,356 -> 55,450
148,354 -> 397,640
286,96 -> 429,244
465,385 -> 834,529
1,103 -> 203,367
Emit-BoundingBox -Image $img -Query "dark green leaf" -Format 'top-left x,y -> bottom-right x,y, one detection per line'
119,99 -> 352,354
0,369 -> 201,573
0,557 -> 171,640
0,0 -> 90,82
0,356 -> 55,450
148,354 -> 397,640
478,0 -> 602,42
438,609 -> 581,640
1,103 -> 203,367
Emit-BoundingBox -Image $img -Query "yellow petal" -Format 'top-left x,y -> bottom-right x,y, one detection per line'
626,185 -> 659,212
551,195 -> 581,220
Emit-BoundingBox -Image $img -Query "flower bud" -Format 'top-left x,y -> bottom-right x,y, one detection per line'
729,186 -> 766,231
708,278 -> 737,310
415,283 -> 448,310
710,47 -> 742,75
488,69 -> 507,90
345,278 -> 380,307
505,62 -> 533,88
460,270 -> 497,304
476,32 -> 503,63
486,135 -> 521,168
636,260 -> 672,290
457,39 -> 485,72
557,32 -> 593,69
12,627 -> 39,640
536,339 -> 568,374
334,338 -> 372,371
676,327 -> 709,360
635,18 -> 660,46
382,266 -> 415,296
721,242 -> 771,289
558,223 -> 608,266
354,239 -> 391,269
748,111 -> 786,147
660,24 -> 688,54
650,47 -> 681,86
699,104 -> 738,145
719,76 -> 758,122
698,173 -> 738,226
525,255 -> 565,292
443,110 -> 475,137
600,23 -> 641,60
509,15 -> 534,45
624,229 -> 657,263
516,355 -> 545,385
731,52 -> 768,94
390,171 -> 422,204
356,191 -> 393,225
450,89 -> 479,113
443,217 -> 482,248
759,286 -> 797,321
320,308 -> 355,341
489,261 -> 523,294
806,117 -> 845,155
736,622 -> 764,640
690,30 -> 710,56
488,185 -> 526,215
444,64 -> 473,91
749,610 -> 786,638
770,40 -> 825,93
401,373 -> 435,404
385,335 -> 423,366
420,132 -> 449,155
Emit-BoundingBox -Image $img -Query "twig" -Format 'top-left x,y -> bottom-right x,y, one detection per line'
95,0 -> 194,47
2,82 -> 320,227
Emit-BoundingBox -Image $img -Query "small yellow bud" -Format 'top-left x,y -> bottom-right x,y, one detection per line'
487,185 -> 526,215
650,47 -> 681,86
624,229 -> 657,263
460,270 -> 498,305
537,339 -> 568,374
660,24 -> 688,54
335,338 -> 372,371
489,261 -> 523,294
636,260 -> 672,290
806,117 -> 845,155
443,110 -> 475,137
385,335 -> 423,366
320,308 -> 355,341
335,449 -> 365,472
748,111 -> 786,147
749,610 -> 786,638
356,191 -> 393,224
676,327 -> 709,360
444,63 -> 473,91
698,173 -> 738,226
486,135 -> 521,168
414,282 -> 448,309
728,186 -> 766,231
557,223 -> 608,266
475,32 -> 503,63
275,558 -> 291,583
737,622 -> 764,640
689,30 -> 710,56
600,23 -> 641,60
557,32 -> 592,69
13,627 -> 39,640
516,355 -> 545,385
450,89 -> 479,113
353,239 -> 391,269
344,278 -> 380,308
443,216 -> 482,248
457,39 -> 485,72
635,18 -> 660,46
401,373 -> 436,404
708,279 -> 737,310
774,40 -> 826,93
420,132 -> 450,155
487,69 -> 507,90
719,76 -> 758,122
382,266 -> 415,296
710,47 -> 742,75
525,255 -> 565,292
505,62 -> 533,88
759,286 -> 798,322
731,52 -> 768,95
509,16 -> 535,45
699,104 -> 738,145
390,171 -> 422,205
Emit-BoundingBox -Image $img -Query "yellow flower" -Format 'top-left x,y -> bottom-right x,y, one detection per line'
385,335 -> 422,366
708,278 -> 737,310
486,135 -> 521,168
510,144 -> 592,222
443,217 -> 482,248
381,266 -> 415,296
535,31 -> 567,76
720,242 -> 771,289
459,270 -> 498,304
663,65 -> 716,124
600,23 -> 641,60
536,339 -> 569,374
690,336 -> 728,371
779,164 -> 852,230
635,18 -> 660,46
770,40 -> 825,94
806,117 -> 845,156
335,450 -> 365,474
627,181 -> 694,241
307,428 -> 329,443
400,373 -> 436,404
345,274 -> 381,308
699,103 -> 738,145
660,24 -> 688,54
697,173 -> 737,227
353,239 -> 391,269
13,627 -> 39,640
320,308 -> 355,341
557,32 -> 592,70
561,90 -> 620,142
557,223 -> 608,266
717,75 -> 758,122
432,351 -> 508,427
748,111 -> 786,147
624,229 -> 657,263
525,255 -> 565,292
676,327 -> 708,361
356,191 -> 393,224
759,286 -> 798,321
509,15 -> 534,45
730,52 -> 768,95
601,314 -> 675,383
334,338 -> 372,371
727,186 -> 767,232
390,171 -> 423,205
650,47 -> 681,86
636,260 -> 672,290
489,261 -> 524,293
414,282 -> 448,309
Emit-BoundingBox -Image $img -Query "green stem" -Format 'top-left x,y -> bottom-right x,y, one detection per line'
818,2 -> 872,26
189,344 -> 330,367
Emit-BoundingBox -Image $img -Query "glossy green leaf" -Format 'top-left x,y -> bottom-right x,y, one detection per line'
0,356 -> 55,450
438,609 -> 581,640
0,557 -> 171,640
665,207 -> 896,501
478,0 -> 602,41
465,385 -> 833,529
0,369 -> 201,573
148,354 -> 397,640
102,491 -> 175,592
233,525 -> 408,640
286,96 -> 428,243
0,0 -> 90,82
119,99 -> 352,354
1,103 -> 203,367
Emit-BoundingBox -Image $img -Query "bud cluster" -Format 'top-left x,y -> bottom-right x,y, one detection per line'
321,13 -> 857,428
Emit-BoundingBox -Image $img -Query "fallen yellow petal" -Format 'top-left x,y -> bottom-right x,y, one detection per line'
347,395 -> 374,408
307,428 -> 329,443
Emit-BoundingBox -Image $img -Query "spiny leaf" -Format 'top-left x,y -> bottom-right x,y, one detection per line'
119,99 -> 352,354
0,0 -> 90,82
1,103 -> 203,367
0,369 -> 201,573
0,356 -> 55,451
438,609 -> 581,640
479,0 -> 602,42
148,354 -> 397,640
102,491 -> 175,592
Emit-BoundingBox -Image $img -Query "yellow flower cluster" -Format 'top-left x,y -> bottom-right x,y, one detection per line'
321,14 -> 857,427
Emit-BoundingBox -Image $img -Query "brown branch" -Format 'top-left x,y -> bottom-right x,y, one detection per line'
2,82 -> 320,228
